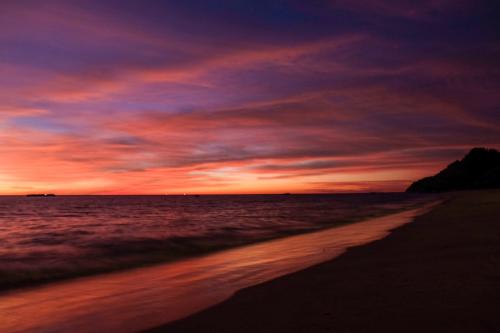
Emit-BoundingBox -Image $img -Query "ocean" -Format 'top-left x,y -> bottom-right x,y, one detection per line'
0,193 -> 431,290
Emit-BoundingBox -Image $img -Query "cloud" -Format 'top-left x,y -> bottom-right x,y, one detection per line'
0,1 -> 499,194
331,0 -> 471,19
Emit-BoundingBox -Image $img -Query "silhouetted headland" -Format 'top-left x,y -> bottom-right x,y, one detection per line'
406,147 -> 500,193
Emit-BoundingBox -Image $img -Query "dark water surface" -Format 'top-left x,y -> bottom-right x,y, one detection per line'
0,194 -> 431,289
0,205 -> 435,333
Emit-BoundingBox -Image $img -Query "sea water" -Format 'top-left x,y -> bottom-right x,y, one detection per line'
0,193 -> 431,289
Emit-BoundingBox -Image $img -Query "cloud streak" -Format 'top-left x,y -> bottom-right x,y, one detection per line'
0,1 -> 499,194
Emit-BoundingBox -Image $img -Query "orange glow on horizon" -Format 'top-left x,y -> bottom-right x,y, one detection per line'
1,2 -> 499,195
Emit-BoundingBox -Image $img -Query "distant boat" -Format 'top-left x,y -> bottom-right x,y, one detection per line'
26,194 -> 56,197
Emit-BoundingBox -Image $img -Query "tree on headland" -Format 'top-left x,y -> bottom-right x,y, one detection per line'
406,148 -> 500,193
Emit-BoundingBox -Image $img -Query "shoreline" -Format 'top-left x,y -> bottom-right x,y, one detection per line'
0,195 -> 432,293
147,190 -> 500,332
0,202 -> 432,333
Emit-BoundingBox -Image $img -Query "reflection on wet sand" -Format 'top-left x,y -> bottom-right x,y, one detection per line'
0,206 -> 431,333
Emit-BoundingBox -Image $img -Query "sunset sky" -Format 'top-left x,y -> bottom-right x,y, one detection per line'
1,0 -> 499,194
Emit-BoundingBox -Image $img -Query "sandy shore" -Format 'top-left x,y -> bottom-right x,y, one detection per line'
148,190 -> 500,332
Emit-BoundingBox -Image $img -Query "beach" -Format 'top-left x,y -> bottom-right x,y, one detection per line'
0,200 -> 429,333
148,190 -> 500,332
3,1 -> 500,332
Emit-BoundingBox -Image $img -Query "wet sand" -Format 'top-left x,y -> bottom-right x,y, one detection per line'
149,190 -> 500,333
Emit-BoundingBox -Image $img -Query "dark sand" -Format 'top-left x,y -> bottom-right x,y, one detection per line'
147,190 -> 500,332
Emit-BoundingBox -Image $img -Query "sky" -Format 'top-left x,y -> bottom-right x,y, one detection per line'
0,0 -> 499,194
